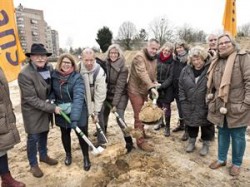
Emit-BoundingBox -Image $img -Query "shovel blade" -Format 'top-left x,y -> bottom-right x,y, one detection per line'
91,146 -> 104,156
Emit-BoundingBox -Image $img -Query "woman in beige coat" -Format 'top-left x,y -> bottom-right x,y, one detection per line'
207,34 -> 250,176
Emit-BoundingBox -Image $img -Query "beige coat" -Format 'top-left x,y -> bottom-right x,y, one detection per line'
0,68 -> 20,152
128,50 -> 157,96
207,50 -> 250,128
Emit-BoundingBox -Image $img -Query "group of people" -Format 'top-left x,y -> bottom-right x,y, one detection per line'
1,32 -> 250,186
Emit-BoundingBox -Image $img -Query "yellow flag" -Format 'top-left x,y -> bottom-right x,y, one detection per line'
223,0 -> 237,37
0,0 -> 26,82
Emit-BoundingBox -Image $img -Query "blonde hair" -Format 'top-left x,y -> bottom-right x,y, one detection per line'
55,53 -> 78,71
188,46 -> 208,64
160,42 -> 174,53
106,44 -> 123,58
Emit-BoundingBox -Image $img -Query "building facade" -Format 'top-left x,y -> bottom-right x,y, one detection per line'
15,4 -> 59,57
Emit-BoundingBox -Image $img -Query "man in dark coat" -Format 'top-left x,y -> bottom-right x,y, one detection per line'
18,43 -> 61,178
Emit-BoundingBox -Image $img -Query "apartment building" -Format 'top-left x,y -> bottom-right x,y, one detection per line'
15,4 -> 59,57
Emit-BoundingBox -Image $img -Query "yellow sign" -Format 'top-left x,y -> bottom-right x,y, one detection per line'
0,0 -> 26,82
223,0 -> 237,37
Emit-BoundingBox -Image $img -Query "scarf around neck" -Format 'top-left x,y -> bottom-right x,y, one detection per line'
159,52 -> 171,62
207,49 -> 237,104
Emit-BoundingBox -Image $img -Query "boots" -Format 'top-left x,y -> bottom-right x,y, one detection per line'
186,138 -> 196,153
1,172 -> 26,187
164,117 -> 171,137
64,152 -> 72,166
83,156 -> 91,171
124,136 -> 134,153
39,155 -> 58,165
181,125 -> 189,141
30,165 -> 43,178
172,119 -> 185,132
200,141 -> 210,156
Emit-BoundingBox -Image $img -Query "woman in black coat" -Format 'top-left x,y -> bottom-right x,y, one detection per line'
154,42 -> 174,137
51,53 -> 90,171
179,46 -> 213,156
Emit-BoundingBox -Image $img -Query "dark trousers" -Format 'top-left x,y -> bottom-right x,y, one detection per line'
27,131 -> 48,167
175,97 -> 183,119
60,126 -> 89,156
101,105 -> 130,137
0,154 -> 9,175
188,125 -> 214,141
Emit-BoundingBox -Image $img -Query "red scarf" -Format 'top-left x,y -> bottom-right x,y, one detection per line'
58,66 -> 74,77
159,52 -> 171,62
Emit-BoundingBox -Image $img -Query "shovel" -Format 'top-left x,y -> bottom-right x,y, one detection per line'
91,113 -> 108,143
104,101 -> 142,139
60,111 -> 104,156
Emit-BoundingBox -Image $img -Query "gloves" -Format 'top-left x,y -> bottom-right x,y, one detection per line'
92,112 -> 99,123
150,88 -> 159,99
71,121 -> 77,128
111,106 -> 117,113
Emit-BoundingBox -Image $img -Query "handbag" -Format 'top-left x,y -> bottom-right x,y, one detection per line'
58,102 -> 72,114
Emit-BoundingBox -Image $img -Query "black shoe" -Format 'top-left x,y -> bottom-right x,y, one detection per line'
64,154 -> 72,166
83,157 -> 91,171
164,126 -> 170,137
93,131 -> 97,137
124,136 -> 134,153
181,131 -> 189,141
172,125 -> 184,132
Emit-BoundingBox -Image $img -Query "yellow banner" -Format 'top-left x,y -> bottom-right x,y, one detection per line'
0,0 -> 26,82
223,0 -> 237,37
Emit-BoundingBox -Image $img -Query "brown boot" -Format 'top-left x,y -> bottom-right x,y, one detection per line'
1,172 -> 26,187
40,155 -> 58,165
30,165 -> 43,178
137,142 -> 154,152
229,165 -> 240,176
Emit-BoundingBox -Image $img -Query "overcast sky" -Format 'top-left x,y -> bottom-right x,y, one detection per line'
14,0 -> 250,49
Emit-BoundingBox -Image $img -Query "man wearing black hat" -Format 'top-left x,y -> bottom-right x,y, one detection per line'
18,43 -> 61,178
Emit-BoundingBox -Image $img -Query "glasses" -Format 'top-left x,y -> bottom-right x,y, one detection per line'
209,39 -> 217,42
62,61 -> 72,65
218,40 -> 231,46
110,52 -> 118,55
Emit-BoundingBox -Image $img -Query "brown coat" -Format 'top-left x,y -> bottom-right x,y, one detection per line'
106,57 -> 128,110
18,63 -> 55,134
128,50 -> 157,96
207,50 -> 250,128
0,68 -> 20,151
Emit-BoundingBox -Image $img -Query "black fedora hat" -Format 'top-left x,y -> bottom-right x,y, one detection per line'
25,43 -> 52,57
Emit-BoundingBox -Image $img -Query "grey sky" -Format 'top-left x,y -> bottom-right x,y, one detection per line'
14,0 -> 250,48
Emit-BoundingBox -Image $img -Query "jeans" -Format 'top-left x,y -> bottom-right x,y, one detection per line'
0,154 -> 9,175
27,131 -> 48,167
218,121 -> 246,166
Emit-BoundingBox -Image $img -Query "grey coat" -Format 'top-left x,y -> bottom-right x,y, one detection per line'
179,60 -> 211,127
18,62 -> 56,134
0,68 -> 20,151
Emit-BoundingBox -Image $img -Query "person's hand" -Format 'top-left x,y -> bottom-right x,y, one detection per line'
154,82 -> 161,89
92,112 -> 99,123
54,106 -> 61,114
111,106 -> 117,113
150,88 -> 159,99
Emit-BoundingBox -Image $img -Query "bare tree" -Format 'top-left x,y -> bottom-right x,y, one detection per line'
117,21 -> 137,50
238,22 -> 250,37
176,24 -> 206,43
149,16 -> 174,46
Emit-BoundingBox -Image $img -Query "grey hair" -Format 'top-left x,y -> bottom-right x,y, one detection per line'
174,40 -> 189,55
160,42 -> 174,52
148,38 -> 160,45
106,44 -> 123,58
188,46 -> 208,62
217,33 -> 240,50
82,48 -> 95,58
206,33 -> 218,43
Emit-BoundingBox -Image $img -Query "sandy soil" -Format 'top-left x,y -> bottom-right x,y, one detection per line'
5,77 -> 250,187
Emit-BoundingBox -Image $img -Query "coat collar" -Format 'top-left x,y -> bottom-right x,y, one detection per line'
107,57 -> 125,72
